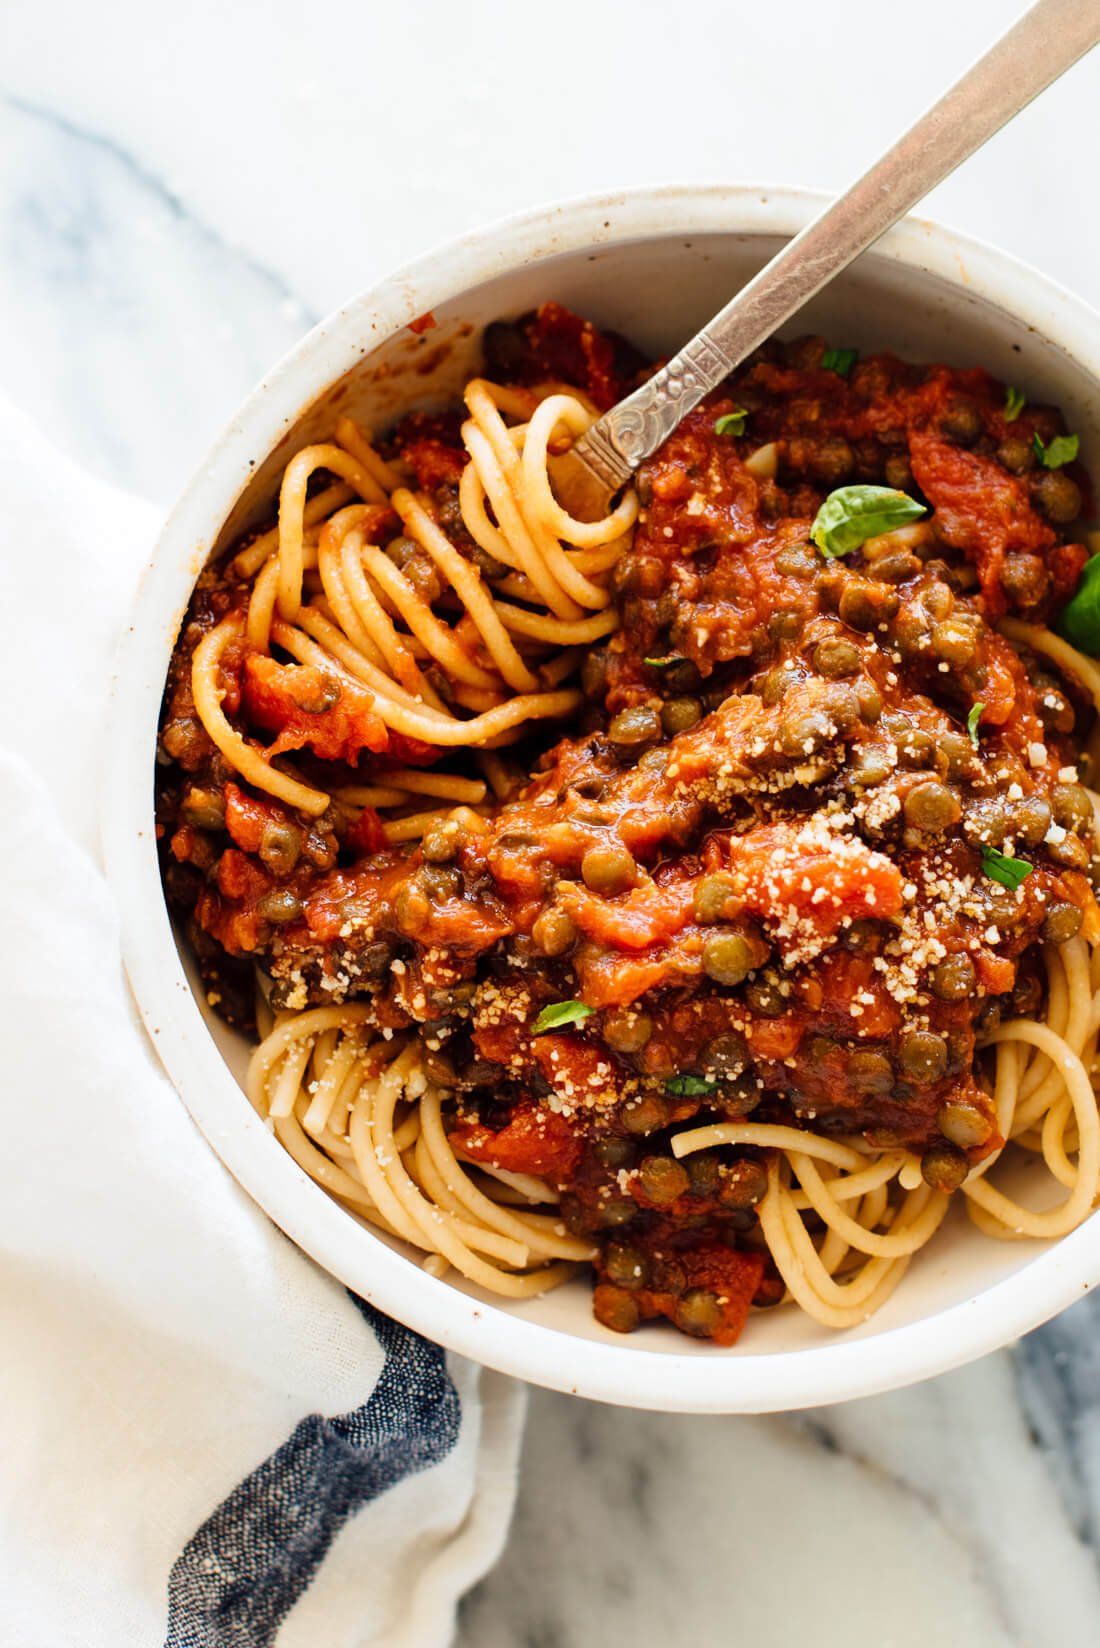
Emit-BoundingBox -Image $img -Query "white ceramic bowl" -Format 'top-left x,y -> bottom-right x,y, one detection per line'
104,184 -> 1100,1413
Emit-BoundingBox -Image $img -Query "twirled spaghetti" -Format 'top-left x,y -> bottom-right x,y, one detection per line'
158,303 -> 1100,1344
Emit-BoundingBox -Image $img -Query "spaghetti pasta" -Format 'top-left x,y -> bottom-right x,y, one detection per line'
158,304 -> 1100,1344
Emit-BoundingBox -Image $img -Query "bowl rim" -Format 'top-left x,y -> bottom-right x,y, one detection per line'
103,181 -> 1100,1413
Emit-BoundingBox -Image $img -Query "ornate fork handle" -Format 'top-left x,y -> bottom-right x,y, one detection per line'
572,0 -> 1100,497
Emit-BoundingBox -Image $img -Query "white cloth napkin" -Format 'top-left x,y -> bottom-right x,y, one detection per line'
0,397 -> 525,1648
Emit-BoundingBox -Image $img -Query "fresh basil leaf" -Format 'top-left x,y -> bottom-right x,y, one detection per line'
644,655 -> 683,668
1033,431 -> 1079,469
1004,386 -> 1026,422
967,702 -> 984,748
533,1000 -> 594,1035
665,1074 -> 719,1097
714,410 -> 748,437
811,485 -> 927,559
821,347 -> 858,377
980,844 -> 1032,891
1057,554 -> 1100,653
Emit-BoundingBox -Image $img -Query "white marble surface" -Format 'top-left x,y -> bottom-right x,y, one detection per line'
5,0 -> 1100,1640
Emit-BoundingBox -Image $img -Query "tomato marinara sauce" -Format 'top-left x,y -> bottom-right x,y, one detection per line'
158,304 -> 1100,1344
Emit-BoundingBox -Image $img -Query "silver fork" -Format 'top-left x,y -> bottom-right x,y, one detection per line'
558,0 -> 1100,519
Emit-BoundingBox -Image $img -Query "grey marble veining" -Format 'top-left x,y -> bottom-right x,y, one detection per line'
4,3 -> 1100,1640
0,94 -> 312,500
1015,1290 -> 1100,1554
457,1351 -> 1100,1648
